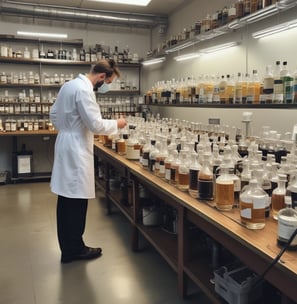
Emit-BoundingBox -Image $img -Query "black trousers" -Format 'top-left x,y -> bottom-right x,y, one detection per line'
56,195 -> 88,256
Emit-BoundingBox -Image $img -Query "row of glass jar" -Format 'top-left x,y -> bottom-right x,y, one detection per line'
101,115 -> 297,247
0,118 -> 54,132
0,103 -> 52,115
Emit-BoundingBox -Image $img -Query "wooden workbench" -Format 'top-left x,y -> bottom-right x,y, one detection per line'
94,141 -> 297,303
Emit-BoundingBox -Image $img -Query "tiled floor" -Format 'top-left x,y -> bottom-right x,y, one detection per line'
0,182 -> 212,304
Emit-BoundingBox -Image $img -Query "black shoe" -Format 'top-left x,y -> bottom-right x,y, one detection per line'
61,247 -> 102,263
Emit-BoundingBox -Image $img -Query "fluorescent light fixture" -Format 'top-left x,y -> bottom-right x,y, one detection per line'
88,0 -> 151,6
142,57 -> 165,66
241,5 -> 278,23
200,42 -> 239,54
17,31 -> 68,39
252,19 -> 297,39
174,52 -> 200,62
165,39 -> 199,54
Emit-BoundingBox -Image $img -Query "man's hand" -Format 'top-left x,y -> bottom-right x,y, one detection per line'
117,118 -> 127,129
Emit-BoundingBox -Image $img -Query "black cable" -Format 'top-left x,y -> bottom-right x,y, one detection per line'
252,228 -> 297,288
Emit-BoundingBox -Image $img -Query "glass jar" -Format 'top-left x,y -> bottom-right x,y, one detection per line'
289,171 -> 297,210
170,150 -> 181,185
155,136 -> 168,178
271,174 -> 287,220
215,161 -> 234,211
126,129 -> 140,160
189,152 -> 201,198
141,134 -> 151,169
177,150 -> 190,191
277,196 -> 297,250
165,149 -> 176,183
240,179 -> 267,229
116,132 -> 126,156
198,153 -> 214,200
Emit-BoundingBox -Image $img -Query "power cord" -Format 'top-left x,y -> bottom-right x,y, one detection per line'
252,228 -> 297,288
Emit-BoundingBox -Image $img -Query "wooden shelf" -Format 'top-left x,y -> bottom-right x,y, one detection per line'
184,257 -> 222,304
0,130 -> 57,136
138,224 -> 178,272
148,103 -> 297,109
108,191 -> 133,223
0,56 -> 141,67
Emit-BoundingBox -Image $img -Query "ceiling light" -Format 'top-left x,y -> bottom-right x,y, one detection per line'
200,42 -> 239,54
17,31 -> 68,39
88,0 -> 151,6
174,52 -> 200,62
142,57 -> 166,66
165,40 -> 199,54
252,19 -> 297,39
241,5 -> 279,23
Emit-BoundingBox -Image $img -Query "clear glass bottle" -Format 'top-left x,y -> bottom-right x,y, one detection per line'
189,152 -> 201,198
141,134 -> 151,169
155,136 -> 168,178
215,161 -> 234,211
116,131 -> 126,156
271,174 -> 287,220
149,140 -> 159,173
240,179 -> 267,229
170,150 -> 181,185
177,150 -> 190,191
289,171 -> 297,210
164,147 -> 175,183
277,196 -> 297,250
126,129 -> 140,160
198,153 -> 214,200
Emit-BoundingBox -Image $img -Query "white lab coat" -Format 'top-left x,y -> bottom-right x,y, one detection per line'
50,74 -> 117,199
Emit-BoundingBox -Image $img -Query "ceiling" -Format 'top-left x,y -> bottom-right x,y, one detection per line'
1,0 -> 187,15
0,0 -> 189,28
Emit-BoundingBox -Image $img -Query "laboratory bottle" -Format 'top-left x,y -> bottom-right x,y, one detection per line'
240,179 -> 267,229
198,153 -> 214,200
215,161 -> 234,211
170,150 -> 181,185
164,147 -> 176,183
280,61 -> 293,104
155,136 -> 168,178
271,174 -> 287,220
189,152 -> 201,198
263,65 -> 274,104
277,196 -> 297,250
273,60 -> 284,104
177,150 -> 190,191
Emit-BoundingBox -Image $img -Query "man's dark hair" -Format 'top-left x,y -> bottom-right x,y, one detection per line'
90,59 -> 120,78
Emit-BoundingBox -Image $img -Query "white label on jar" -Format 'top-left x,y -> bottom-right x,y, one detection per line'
159,164 -> 165,174
234,178 -> 241,192
253,196 -> 266,209
165,169 -> 171,181
142,158 -> 148,167
241,208 -> 252,219
278,216 -> 297,246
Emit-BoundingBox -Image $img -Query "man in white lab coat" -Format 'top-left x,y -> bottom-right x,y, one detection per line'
50,59 -> 127,263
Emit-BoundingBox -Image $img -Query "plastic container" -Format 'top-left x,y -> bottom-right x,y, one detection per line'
214,264 -> 262,304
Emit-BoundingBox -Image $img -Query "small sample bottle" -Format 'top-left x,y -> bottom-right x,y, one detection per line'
271,174 -> 287,220
215,160 -> 234,211
277,196 -> 297,250
240,179 -> 267,229
198,153 -> 214,200
189,152 -> 201,198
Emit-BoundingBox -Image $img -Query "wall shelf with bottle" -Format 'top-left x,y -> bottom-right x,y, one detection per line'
0,35 -> 142,134
145,0 -> 297,59
147,103 -> 297,109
